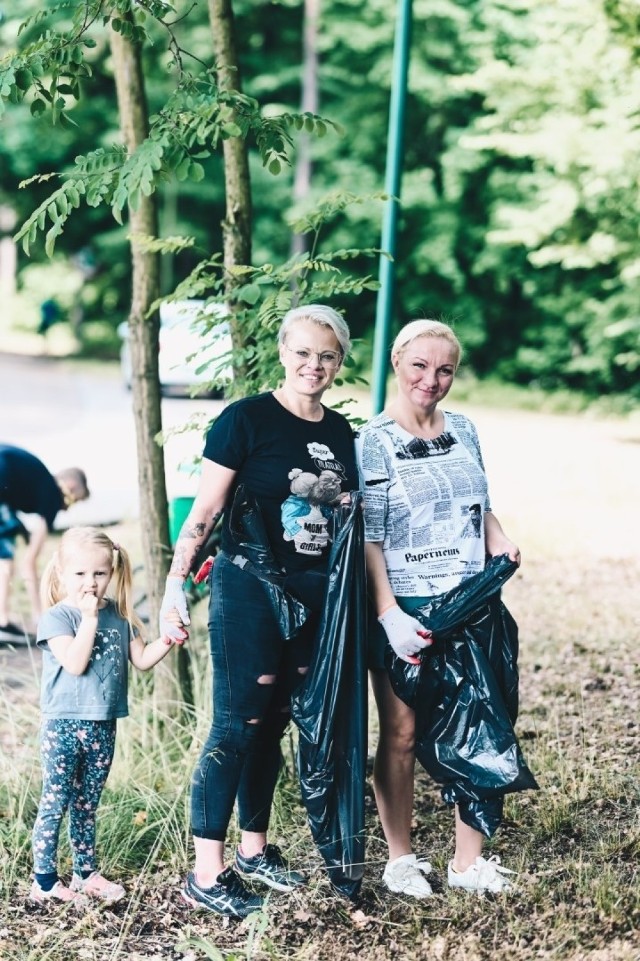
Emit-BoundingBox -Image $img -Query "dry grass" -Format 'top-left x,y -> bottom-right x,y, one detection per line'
0,401 -> 639,960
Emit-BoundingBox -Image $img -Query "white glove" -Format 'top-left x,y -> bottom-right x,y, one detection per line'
378,605 -> 431,664
159,576 -> 190,640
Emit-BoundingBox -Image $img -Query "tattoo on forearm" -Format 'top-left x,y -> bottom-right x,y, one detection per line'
183,522 -> 207,539
168,510 -> 223,576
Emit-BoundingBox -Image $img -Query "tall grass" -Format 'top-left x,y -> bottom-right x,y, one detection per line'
2,402 -> 640,958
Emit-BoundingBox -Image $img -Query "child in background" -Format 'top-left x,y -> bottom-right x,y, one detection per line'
29,527 -> 187,905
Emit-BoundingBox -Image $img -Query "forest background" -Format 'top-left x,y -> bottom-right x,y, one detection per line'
1,0 -> 640,406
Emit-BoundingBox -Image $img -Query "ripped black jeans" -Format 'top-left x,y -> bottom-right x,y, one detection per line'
191,552 -> 317,841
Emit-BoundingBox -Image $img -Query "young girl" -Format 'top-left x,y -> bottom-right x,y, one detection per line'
30,526 -> 186,905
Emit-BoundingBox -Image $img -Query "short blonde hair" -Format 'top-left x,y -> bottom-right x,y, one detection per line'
392,319 -> 462,369
278,304 -> 351,356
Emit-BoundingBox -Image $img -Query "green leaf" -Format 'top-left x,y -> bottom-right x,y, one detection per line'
175,157 -> 191,181
30,99 -> 46,117
45,222 -> 62,257
59,112 -> 78,129
268,158 -> 281,175
237,283 -> 261,305
14,68 -> 33,91
189,161 -> 205,182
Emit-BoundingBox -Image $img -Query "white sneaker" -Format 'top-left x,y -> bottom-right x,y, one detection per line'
382,854 -> 433,898
447,855 -> 515,894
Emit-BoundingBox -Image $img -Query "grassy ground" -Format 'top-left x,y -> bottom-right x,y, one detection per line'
0,399 -> 638,960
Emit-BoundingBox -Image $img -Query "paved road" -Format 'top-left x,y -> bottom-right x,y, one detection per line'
0,350 -> 224,528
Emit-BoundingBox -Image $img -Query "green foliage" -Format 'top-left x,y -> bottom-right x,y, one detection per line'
2,0 -> 640,398
4,1 -> 339,260
147,191 -> 383,399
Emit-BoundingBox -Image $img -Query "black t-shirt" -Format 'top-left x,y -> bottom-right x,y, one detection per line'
203,392 -> 359,573
0,444 -> 63,530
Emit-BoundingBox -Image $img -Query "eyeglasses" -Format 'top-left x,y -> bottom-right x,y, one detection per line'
284,346 -> 343,369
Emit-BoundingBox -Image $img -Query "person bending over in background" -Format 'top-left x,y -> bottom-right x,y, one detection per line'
356,319 -> 521,898
30,526 -> 185,905
0,443 -> 89,638
159,304 -> 359,918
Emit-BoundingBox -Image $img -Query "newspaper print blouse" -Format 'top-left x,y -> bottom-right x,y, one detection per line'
355,410 -> 492,597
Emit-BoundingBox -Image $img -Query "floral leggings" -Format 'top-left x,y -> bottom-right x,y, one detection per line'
32,718 -> 116,875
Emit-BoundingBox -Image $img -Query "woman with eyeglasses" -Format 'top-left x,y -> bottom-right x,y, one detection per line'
159,304 -> 358,918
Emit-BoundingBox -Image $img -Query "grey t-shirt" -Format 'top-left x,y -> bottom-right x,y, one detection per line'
37,600 -> 131,720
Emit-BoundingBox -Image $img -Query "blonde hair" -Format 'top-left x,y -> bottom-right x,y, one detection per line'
278,304 -> 351,356
392,319 -> 463,369
40,526 -> 144,638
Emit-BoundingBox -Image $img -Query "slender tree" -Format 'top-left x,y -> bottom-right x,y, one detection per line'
207,0 -> 252,381
291,0 -> 321,258
110,22 -> 189,709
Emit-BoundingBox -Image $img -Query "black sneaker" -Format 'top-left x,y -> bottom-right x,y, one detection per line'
181,868 -> 263,918
235,844 -> 305,892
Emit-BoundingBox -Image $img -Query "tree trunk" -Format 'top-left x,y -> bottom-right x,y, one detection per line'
110,26 -> 188,712
291,0 -> 320,259
207,0 -> 252,381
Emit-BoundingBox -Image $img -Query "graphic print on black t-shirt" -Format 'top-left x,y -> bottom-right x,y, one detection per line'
280,442 -> 347,556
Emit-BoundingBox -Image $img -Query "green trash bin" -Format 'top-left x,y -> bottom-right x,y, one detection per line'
168,496 -> 195,546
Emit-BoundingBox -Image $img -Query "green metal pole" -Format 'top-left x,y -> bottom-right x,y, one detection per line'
371,0 -> 413,414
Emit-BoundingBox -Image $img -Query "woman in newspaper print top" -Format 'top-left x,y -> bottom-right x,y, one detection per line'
355,319 -> 521,897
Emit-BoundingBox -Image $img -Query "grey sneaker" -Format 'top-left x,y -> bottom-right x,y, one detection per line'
448,855 -> 515,893
181,868 -> 263,917
235,844 -> 305,892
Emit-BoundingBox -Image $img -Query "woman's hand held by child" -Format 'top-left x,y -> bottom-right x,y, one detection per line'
160,576 -> 190,640
378,605 -> 432,664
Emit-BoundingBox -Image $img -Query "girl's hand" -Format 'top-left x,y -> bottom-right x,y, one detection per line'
78,590 -> 99,619
162,607 -> 189,647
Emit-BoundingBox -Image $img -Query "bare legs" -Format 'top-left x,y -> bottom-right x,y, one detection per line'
370,669 -> 484,871
452,805 -> 483,873
193,831 -> 268,887
370,669 -> 416,861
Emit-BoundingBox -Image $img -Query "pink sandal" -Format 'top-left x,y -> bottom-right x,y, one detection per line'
70,872 -> 125,903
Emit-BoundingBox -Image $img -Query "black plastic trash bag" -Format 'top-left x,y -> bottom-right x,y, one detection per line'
227,487 -> 368,896
292,493 -> 367,900
227,485 -> 310,640
386,554 -> 538,837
